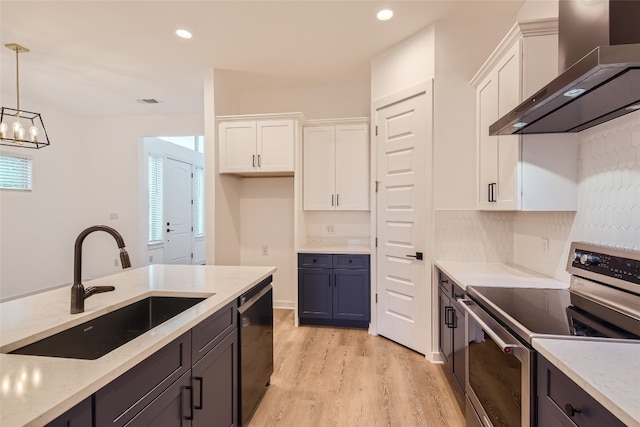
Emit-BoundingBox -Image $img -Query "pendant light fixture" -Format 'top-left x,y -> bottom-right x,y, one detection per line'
0,43 -> 50,149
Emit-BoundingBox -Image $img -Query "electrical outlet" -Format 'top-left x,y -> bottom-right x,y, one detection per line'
542,238 -> 550,255
326,224 -> 335,234
114,258 -> 119,267
109,212 -> 119,220
262,245 -> 268,256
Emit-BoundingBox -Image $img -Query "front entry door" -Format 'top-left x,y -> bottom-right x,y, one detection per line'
375,83 -> 433,355
164,157 -> 192,264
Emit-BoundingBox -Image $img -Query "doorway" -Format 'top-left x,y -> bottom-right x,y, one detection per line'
141,136 -> 205,266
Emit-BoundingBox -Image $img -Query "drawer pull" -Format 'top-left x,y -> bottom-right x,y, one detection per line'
565,403 -> 581,417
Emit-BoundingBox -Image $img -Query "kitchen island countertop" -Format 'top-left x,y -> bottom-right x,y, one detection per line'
0,264 -> 275,427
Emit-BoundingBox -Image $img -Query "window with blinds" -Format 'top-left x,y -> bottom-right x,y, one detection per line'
148,154 -> 163,244
193,166 -> 204,237
0,154 -> 32,191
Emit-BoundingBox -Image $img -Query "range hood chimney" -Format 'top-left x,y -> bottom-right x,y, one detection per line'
490,0 -> 640,135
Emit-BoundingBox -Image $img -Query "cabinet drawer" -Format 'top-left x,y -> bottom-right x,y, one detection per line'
333,254 -> 369,269
45,397 -> 92,427
192,300 -> 237,364
537,356 -> 625,427
95,332 -> 192,427
298,253 -> 332,268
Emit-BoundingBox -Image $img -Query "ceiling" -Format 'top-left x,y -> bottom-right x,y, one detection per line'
0,1 -> 524,117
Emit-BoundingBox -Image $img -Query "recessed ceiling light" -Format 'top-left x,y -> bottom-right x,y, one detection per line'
377,8 -> 394,21
176,29 -> 192,39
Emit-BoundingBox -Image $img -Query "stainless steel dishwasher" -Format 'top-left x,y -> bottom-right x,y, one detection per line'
238,276 -> 273,426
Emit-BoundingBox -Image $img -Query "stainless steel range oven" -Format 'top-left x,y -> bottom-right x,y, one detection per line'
460,242 -> 640,427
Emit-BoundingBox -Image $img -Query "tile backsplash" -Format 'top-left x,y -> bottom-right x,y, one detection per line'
435,111 -> 640,281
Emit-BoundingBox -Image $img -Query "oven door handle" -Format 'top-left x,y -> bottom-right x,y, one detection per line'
458,298 -> 519,354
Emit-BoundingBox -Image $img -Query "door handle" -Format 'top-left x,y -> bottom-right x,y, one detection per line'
167,228 -> 175,232
406,252 -> 423,260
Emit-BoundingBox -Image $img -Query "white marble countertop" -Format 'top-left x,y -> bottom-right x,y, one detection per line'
0,264 -> 276,427
435,261 -> 568,290
534,337 -> 640,427
297,245 -> 371,254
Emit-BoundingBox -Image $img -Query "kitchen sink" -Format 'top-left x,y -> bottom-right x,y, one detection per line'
9,296 -> 206,360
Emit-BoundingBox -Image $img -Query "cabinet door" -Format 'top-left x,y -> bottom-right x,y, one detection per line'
124,371 -> 192,427
302,126 -> 336,210
496,41 -> 522,210
333,269 -> 370,321
438,288 -> 453,364
257,120 -> 294,172
335,124 -> 369,210
219,121 -> 257,173
303,126 -> 336,210
298,268 -> 333,319
192,330 -> 238,427
45,398 -> 92,427
452,304 -> 466,393
477,75 -> 499,209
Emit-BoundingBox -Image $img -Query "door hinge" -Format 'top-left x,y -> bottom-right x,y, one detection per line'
375,181 -> 380,193
375,294 -> 378,303
375,125 -> 378,136
375,237 -> 378,247
191,253 -> 194,259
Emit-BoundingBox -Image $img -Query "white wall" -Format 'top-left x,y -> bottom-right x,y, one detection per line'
240,177 -> 295,308
370,26 -> 435,102
0,100 -> 204,301
1,97 -> 85,300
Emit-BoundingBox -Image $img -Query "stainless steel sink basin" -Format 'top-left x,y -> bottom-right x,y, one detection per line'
10,296 -> 206,360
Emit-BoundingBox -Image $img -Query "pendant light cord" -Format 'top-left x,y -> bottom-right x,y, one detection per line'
15,46 -> 20,114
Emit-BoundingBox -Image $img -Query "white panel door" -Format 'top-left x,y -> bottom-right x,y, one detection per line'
257,120 -> 294,172
164,158 -> 192,264
376,86 -> 432,355
219,121 -> 257,173
335,124 -> 369,210
303,126 -> 336,210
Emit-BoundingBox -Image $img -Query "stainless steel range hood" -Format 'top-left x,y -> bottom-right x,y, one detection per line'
490,0 -> 640,135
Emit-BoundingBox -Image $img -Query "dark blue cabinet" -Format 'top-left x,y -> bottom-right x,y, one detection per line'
298,253 -> 370,328
45,398 -> 92,427
537,355 -> 625,427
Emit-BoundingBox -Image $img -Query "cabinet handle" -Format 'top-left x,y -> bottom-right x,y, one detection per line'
336,194 -> 339,206
445,306 -> 453,328
252,155 -> 256,167
183,385 -> 194,420
488,183 -> 497,202
331,194 -> 335,206
564,404 -> 581,417
194,376 -> 204,410
257,154 -> 261,167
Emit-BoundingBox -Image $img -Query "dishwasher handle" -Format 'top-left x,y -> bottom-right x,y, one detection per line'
238,283 -> 272,315
458,298 -> 519,354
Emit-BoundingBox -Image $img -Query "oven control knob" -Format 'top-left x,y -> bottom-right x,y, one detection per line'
579,253 -> 601,266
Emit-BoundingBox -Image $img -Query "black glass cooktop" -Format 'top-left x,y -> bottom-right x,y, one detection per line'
466,286 -> 640,341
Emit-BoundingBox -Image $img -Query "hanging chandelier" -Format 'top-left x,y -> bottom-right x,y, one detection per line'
0,43 -> 50,149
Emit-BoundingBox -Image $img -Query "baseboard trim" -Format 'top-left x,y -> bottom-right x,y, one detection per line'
274,300 -> 294,309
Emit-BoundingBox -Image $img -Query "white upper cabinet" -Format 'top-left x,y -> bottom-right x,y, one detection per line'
218,115 -> 301,175
303,123 -> 369,211
471,18 -> 578,211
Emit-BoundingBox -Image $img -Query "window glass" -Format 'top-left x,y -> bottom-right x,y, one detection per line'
0,154 -> 32,191
148,154 -> 163,244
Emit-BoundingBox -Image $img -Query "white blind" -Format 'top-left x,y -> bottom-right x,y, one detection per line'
0,154 -> 32,191
193,166 -> 205,237
148,154 -> 163,244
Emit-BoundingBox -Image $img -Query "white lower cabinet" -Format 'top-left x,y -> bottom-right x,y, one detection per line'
303,123 -> 369,211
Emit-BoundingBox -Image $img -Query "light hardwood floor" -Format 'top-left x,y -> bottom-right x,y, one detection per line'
248,309 -> 465,427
